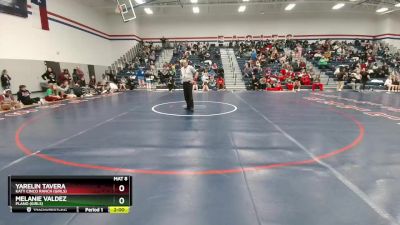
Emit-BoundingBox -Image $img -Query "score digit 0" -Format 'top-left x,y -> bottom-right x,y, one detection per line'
119,185 -> 125,192
119,197 -> 125,205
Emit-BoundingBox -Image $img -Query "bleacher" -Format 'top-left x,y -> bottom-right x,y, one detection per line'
309,56 -> 387,90
116,48 -> 162,78
234,49 -> 289,90
169,46 -> 222,89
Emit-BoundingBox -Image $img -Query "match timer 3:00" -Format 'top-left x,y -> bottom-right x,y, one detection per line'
8,176 -> 132,214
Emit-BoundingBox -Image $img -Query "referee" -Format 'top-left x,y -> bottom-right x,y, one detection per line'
180,60 -> 198,112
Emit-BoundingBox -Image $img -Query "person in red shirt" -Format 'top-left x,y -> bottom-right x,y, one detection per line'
280,68 -> 287,76
58,69 -> 71,85
216,76 -> 225,90
299,60 -> 307,70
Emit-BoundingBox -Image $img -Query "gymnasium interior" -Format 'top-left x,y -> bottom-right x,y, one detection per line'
1,0 -> 400,225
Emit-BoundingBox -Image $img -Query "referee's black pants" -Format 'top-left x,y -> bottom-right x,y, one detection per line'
183,81 -> 194,109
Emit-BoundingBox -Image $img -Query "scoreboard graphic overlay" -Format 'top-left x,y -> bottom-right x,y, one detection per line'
8,176 -> 132,213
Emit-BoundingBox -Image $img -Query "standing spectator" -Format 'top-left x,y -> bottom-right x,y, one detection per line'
211,63 -> 218,74
145,70 -> 152,90
336,68 -> 346,92
160,36 -> 167,48
251,49 -> 257,63
72,69 -> 79,84
360,68 -> 370,91
17,85 -> 42,105
243,63 -> 252,78
76,67 -> 85,81
149,51 -> 156,62
136,67 -> 145,88
89,75 -> 96,89
192,76 -> 199,91
201,71 -> 209,92
58,69 -> 71,85
1,69 -> 11,91
41,67 -> 57,84
77,76 -> 86,87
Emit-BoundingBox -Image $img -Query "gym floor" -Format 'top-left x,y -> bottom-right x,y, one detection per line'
1,90 -> 400,225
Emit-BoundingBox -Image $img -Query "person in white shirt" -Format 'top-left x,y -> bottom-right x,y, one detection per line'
201,71 -> 210,92
180,60 -> 198,111
384,75 -> 393,93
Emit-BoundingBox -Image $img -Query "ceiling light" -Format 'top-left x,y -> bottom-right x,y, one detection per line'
193,6 -> 199,13
243,0 -> 250,2
238,5 -> 246,12
144,8 -> 153,14
190,0 -> 198,3
332,3 -> 345,10
395,3 -> 400,7
376,7 -> 388,13
135,0 -> 145,4
285,3 -> 296,11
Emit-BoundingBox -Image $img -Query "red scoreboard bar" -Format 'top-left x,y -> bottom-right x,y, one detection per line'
8,176 -> 132,213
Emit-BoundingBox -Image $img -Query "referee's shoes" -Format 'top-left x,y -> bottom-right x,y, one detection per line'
185,107 -> 194,112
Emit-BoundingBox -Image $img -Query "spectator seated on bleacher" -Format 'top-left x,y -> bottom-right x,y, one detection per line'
167,76 -> 175,92
251,75 -> 259,90
292,60 -> 301,72
216,76 -> 225,90
204,52 -> 211,60
318,57 -> 329,69
301,74 -> 311,86
293,74 -> 301,91
259,76 -> 267,90
243,63 -> 252,78
209,76 -> 216,90
267,82 -> 283,92
313,51 -> 323,60
204,60 -> 212,67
